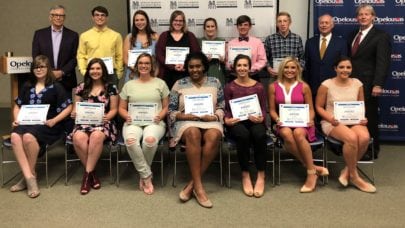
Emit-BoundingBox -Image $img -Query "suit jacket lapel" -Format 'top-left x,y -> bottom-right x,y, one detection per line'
47,27 -> 56,68
356,27 -> 375,55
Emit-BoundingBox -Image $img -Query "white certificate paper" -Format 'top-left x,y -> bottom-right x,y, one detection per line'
229,94 -> 262,121
127,49 -> 152,67
334,101 -> 365,125
227,46 -> 252,65
75,102 -> 104,125
184,94 -> 213,117
128,103 -> 158,125
100,57 -> 114,74
17,104 -> 50,125
279,104 -> 309,127
165,47 -> 190,64
202,41 -> 225,59
273,58 -> 284,72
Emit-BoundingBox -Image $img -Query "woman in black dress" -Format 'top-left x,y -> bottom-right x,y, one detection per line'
10,55 -> 72,198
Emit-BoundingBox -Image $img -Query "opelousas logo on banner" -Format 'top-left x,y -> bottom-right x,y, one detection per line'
390,106 -> 405,114
393,34 -> 405,43
381,89 -> 400,97
392,70 -> 405,79
314,0 -> 344,7
395,0 -> 405,6
391,54 -> 402,62
378,123 -> 399,131
353,0 -> 385,6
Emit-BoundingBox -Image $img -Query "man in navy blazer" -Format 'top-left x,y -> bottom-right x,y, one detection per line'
32,5 -> 79,96
304,13 -> 347,101
349,4 -> 391,158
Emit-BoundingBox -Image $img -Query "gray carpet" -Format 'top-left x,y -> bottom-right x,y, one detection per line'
1,108 -> 405,227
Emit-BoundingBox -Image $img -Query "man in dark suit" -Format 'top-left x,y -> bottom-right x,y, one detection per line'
32,5 -> 79,97
349,4 -> 391,159
304,13 -> 347,102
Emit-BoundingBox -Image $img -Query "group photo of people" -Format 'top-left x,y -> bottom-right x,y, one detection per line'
2,1 -> 395,213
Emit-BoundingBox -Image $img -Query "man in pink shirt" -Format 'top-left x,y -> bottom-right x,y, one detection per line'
226,15 -> 267,80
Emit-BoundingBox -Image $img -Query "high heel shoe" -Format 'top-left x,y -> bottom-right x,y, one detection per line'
300,169 -> 317,193
26,177 -> 40,198
338,170 -> 349,187
253,177 -> 265,198
242,173 -> 254,197
316,167 -> 329,176
80,172 -> 91,195
90,171 -> 101,189
10,178 -> 26,192
350,177 -> 376,193
193,190 -> 213,208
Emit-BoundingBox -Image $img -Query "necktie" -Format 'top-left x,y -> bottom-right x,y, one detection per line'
351,31 -> 362,56
239,36 -> 249,42
320,37 -> 327,60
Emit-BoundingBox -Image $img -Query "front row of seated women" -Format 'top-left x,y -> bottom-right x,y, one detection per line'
10,53 -> 375,203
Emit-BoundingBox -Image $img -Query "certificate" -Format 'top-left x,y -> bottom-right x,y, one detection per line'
100,57 -> 114,74
75,102 -> 104,125
229,94 -> 262,121
227,46 -> 252,65
17,104 -> 50,125
334,101 -> 365,125
127,49 -> 152,67
128,103 -> 158,125
272,58 -> 284,72
202,40 -> 225,59
279,104 -> 309,127
165,47 -> 190,64
184,94 -> 213,117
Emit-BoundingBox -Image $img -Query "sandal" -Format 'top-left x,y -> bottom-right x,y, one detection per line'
26,177 -> 40,198
10,178 -> 27,192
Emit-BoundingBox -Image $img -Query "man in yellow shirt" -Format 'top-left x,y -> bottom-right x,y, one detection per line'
77,6 -> 123,85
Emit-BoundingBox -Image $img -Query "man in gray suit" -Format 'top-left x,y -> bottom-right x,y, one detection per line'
349,4 -> 391,159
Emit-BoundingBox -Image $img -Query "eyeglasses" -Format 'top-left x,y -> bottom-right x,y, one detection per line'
93,13 -> 107,17
50,14 -> 66,18
34,65 -> 47,70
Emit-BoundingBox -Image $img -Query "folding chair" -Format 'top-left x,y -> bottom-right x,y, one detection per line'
325,136 -> 375,184
276,133 -> 326,185
1,135 -> 59,188
171,139 -> 223,187
64,137 -> 116,185
116,135 -> 165,187
224,134 -> 275,188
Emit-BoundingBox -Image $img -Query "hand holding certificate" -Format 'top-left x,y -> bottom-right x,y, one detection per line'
100,57 -> 114,74
165,47 -> 190,65
279,104 -> 309,127
128,103 -> 158,125
17,104 -> 50,125
127,49 -> 152,67
334,101 -> 365,125
184,94 -> 213,117
229,94 -> 262,121
202,41 -> 225,59
75,102 -> 104,125
228,47 -> 252,65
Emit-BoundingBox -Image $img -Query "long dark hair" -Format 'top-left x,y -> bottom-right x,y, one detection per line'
30,55 -> 54,86
130,10 -> 156,48
82,58 -> 109,99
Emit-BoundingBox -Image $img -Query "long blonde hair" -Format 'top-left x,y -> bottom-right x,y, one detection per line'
277,57 -> 303,83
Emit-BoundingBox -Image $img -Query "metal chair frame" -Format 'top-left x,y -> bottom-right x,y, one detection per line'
171,138 -> 223,187
224,135 -> 275,188
116,137 -> 165,187
325,136 -> 375,184
64,138 -> 116,185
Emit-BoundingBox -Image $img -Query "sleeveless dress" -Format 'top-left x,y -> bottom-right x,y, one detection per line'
70,83 -> 118,142
274,81 -> 316,142
320,78 -> 363,135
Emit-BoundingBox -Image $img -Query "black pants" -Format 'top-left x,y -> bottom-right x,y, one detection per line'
228,121 -> 267,171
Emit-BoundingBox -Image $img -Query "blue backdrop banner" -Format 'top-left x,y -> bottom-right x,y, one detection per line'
313,0 -> 405,141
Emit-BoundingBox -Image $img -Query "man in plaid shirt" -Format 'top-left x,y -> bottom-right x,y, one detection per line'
264,12 -> 304,82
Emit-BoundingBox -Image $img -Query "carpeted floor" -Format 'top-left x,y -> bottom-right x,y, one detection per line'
1,108 -> 405,227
